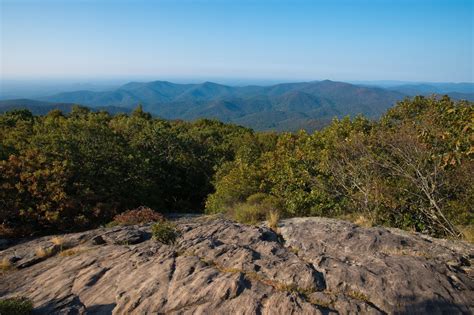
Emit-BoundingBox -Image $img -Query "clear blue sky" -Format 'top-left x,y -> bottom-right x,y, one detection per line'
1,0 -> 472,82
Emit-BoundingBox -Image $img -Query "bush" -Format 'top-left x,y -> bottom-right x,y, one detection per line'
112,206 -> 164,226
151,221 -> 179,244
0,297 -> 33,315
207,97 -> 473,238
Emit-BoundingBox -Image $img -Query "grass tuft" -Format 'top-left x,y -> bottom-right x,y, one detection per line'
1,257 -> 12,271
267,210 -> 280,231
347,290 -> 369,302
50,236 -> 64,246
59,247 -> 88,257
309,297 -> 332,308
459,225 -> 474,243
35,246 -> 54,258
353,215 -> 374,227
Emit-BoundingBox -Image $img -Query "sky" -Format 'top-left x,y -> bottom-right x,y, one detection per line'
0,0 -> 473,83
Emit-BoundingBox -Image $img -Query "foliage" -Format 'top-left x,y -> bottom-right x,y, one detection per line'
1,107 -> 250,236
111,206 -> 164,226
1,97 -> 472,238
207,96 -> 473,237
0,297 -> 33,315
151,221 -> 179,245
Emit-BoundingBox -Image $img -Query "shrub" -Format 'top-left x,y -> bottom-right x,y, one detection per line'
0,297 -> 33,315
112,206 -> 164,226
151,221 -> 178,245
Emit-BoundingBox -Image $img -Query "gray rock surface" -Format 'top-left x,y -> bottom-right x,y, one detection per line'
1,216 -> 473,314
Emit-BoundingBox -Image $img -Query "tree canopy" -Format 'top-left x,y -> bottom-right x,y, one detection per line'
1,96 -> 472,238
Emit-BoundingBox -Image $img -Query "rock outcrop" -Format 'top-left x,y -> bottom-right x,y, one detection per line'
1,217 -> 473,314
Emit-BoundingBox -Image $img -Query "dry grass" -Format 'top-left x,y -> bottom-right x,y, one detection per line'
347,290 -> 370,302
353,215 -> 374,227
35,246 -> 54,258
267,211 -> 280,231
51,236 -> 74,252
459,225 -> 474,243
338,213 -> 374,227
59,247 -> 87,257
1,257 -> 12,271
308,296 -> 333,308
379,247 -> 432,259
288,246 -> 299,255
218,267 -> 243,274
50,236 -> 65,246
35,247 -> 47,258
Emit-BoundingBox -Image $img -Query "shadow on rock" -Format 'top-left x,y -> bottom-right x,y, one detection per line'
394,296 -> 471,314
32,294 -> 85,314
86,303 -> 117,314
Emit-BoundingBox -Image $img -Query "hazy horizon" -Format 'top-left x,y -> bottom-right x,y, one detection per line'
1,0 -> 472,83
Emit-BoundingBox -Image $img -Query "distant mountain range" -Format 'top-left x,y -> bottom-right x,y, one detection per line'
386,82 -> 474,95
1,80 -> 472,131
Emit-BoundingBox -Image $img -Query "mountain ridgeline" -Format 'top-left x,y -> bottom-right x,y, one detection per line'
40,80 -> 406,131
19,80 -> 410,131
2,80 -> 473,131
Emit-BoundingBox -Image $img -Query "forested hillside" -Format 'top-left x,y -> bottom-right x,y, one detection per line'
1,96 -> 472,239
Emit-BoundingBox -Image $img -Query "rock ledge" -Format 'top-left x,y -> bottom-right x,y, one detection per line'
1,217 -> 473,314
